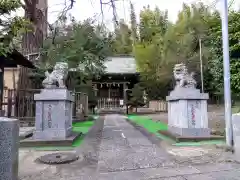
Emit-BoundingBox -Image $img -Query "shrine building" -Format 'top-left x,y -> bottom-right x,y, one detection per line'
93,56 -> 139,109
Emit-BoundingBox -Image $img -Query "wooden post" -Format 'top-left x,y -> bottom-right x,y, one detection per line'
85,94 -> 88,117
0,66 -> 4,112
123,83 -> 127,105
94,84 -> 98,96
123,83 -> 129,114
7,89 -> 13,118
108,83 -> 111,99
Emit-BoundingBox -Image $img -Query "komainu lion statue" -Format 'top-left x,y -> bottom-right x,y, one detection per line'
42,62 -> 68,89
173,63 -> 196,89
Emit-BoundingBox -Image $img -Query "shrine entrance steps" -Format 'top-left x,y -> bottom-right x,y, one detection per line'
97,108 -> 125,115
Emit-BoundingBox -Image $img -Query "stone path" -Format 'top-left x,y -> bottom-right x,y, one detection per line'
97,114 -> 174,176
19,114 -> 240,180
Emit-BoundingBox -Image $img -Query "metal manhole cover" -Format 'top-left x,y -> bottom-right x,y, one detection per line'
37,152 -> 79,165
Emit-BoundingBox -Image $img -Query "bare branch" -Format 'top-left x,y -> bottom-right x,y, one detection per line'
48,0 -> 76,45
100,0 -> 119,26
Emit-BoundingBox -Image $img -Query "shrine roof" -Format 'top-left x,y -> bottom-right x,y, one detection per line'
0,49 -> 36,69
104,56 -> 137,74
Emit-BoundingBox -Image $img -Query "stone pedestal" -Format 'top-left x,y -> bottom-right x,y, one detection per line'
232,113 -> 240,157
166,87 -> 210,137
0,117 -> 19,180
34,88 -> 74,140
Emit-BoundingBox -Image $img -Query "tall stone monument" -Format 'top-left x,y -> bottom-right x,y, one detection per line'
0,117 -> 19,180
34,62 -> 74,140
166,63 -> 210,137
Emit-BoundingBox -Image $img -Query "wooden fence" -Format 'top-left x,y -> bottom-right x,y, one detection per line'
72,91 -> 88,121
1,88 -> 88,126
148,100 -> 168,112
97,98 -> 121,109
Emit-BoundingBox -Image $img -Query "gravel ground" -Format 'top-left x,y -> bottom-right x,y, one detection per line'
18,114 -> 240,180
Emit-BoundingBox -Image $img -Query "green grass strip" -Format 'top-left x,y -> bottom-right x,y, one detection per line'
128,115 -> 168,132
127,115 -> 226,146
72,121 -> 94,147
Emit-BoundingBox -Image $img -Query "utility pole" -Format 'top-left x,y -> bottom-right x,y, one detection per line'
199,38 -> 204,93
221,0 -> 233,147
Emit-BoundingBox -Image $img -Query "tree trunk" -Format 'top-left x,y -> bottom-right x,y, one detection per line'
18,0 -> 48,90
16,0 -> 47,118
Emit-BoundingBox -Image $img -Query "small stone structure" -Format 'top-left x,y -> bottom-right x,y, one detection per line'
232,113 -> 240,157
166,63 -> 210,137
0,117 -> 19,180
20,62 -> 80,146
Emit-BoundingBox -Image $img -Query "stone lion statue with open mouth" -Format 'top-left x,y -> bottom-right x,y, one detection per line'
42,62 -> 68,89
173,63 -> 196,89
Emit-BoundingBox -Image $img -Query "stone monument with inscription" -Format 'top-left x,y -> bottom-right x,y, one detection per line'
20,62 -> 79,146
166,63 -> 210,137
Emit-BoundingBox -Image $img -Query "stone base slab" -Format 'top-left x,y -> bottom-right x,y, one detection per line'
34,88 -> 74,101
159,129 -> 224,142
20,132 -> 82,147
34,127 -> 72,140
168,126 -> 211,137
166,87 -> 209,101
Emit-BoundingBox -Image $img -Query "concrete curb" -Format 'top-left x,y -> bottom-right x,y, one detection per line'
125,118 -> 164,147
20,132 -> 82,147
75,115 -> 104,162
215,144 -> 234,153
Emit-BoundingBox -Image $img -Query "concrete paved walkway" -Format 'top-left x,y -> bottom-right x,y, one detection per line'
97,115 -> 240,180
19,114 -> 240,180
97,115 -> 174,175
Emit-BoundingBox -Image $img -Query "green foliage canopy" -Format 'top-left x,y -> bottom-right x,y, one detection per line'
0,0 -> 28,56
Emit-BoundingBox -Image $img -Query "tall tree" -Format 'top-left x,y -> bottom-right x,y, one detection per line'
206,10 -> 240,101
130,2 -> 137,44
134,6 -> 171,99
163,2 -> 212,93
166,3 -> 211,67
112,19 -> 132,55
